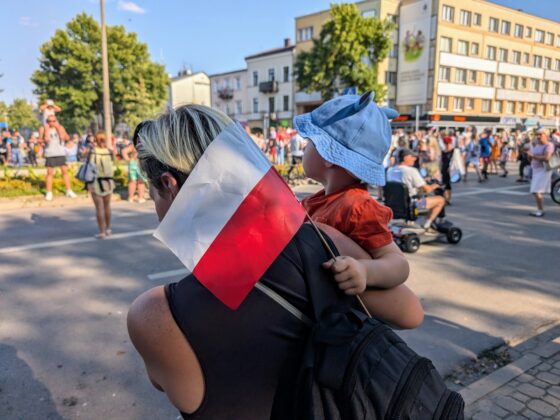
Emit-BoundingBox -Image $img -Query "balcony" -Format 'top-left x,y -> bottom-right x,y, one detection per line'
259,81 -> 279,94
217,87 -> 234,100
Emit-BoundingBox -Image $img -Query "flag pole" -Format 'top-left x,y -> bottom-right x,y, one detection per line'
303,209 -> 372,318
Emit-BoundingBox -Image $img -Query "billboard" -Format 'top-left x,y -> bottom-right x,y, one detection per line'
396,0 -> 432,106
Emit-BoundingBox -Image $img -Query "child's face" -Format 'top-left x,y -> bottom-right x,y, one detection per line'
302,140 -> 327,182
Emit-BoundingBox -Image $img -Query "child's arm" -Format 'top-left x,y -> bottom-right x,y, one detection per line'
322,241 -> 409,295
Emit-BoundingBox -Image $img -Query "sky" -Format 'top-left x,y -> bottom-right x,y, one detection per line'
1,0 -> 559,104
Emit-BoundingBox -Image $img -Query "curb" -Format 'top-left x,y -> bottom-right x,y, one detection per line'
460,336 -> 560,406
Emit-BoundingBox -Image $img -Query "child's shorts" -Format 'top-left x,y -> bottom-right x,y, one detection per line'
128,161 -> 147,182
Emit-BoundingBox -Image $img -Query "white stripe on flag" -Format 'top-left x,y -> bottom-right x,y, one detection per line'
154,122 -> 271,271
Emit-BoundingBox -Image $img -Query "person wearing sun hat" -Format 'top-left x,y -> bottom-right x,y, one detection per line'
295,91 -> 411,298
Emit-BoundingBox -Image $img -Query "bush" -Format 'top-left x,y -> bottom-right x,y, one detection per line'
0,179 -> 42,197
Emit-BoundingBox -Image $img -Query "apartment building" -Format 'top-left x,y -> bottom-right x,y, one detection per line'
244,39 -> 296,131
209,69 -> 248,122
294,0 -> 400,114
398,0 -> 560,128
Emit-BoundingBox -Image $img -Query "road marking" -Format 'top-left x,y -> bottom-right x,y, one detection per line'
455,184 -> 527,197
0,229 -> 154,254
88,211 -> 153,220
147,268 -> 189,281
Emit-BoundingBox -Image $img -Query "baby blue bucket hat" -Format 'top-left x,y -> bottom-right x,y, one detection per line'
293,91 -> 398,186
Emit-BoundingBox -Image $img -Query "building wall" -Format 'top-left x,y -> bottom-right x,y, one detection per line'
429,0 -> 560,124
209,70 -> 248,122
169,73 -> 211,108
245,49 -> 295,129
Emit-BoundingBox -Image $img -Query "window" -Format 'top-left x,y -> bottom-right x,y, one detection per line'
496,74 -> 505,88
509,76 -> 518,90
501,21 -> 510,35
538,104 -> 544,115
486,46 -> 496,60
557,35 -> 560,48
283,95 -> 289,112
473,13 -> 481,26
517,102 -> 524,113
527,103 -> 536,115
544,57 -> 551,70
482,100 -> 491,112
468,70 -> 477,84
297,26 -> 314,42
514,24 -> 523,38
268,97 -> 275,113
494,101 -> 502,113
436,96 -> 449,110
512,51 -> 521,64
489,17 -> 499,32
484,72 -> 494,86
268,68 -> 275,81
387,14 -> 398,24
362,9 -> 377,18
506,101 -> 515,114
556,59 -> 560,71
212,80 -> 219,93
235,77 -> 241,90
235,100 -> 242,115
533,55 -> 542,68
440,37 -> 452,52
498,48 -> 508,62
253,71 -> 258,86
252,97 -> 259,113
470,42 -> 479,56
458,40 -> 468,55
453,97 -> 464,111
389,44 -> 398,58
523,53 -> 530,64
456,69 -> 466,84
442,5 -> 454,22
385,71 -> 397,84
541,80 -> 548,93
521,78 -> 527,89
225,104 -> 231,115
459,10 -> 471,26
545,32 -> 554,45
222,78 -> 230,88
466,98 -> 474,110
525,27 -> 532,38
535,29 -> 544,43
530,79 -> 539,91
553,82 -> 559,95
283,66 -> 290,83
438,67 -> 451,82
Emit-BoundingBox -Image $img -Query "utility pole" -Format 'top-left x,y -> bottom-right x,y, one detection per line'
100,0 -> 112,148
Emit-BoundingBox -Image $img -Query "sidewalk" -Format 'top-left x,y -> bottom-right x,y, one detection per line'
460,324 -> 560,419
0,193 -> 123,212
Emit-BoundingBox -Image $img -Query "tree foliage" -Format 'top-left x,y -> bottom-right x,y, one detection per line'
32,13 -> 168,133
8,99 -> 40,131
294,3 -> 395,102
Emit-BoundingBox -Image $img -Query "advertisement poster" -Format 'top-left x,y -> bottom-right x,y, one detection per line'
396,0 -> 432,106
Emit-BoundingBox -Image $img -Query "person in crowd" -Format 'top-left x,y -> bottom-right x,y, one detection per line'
286,129 -> 304,180
498,137 -> 510,177
463,132 -> 483,182
85,131 -> 115,237
10,130 -> 25,168
64,134 -> 79,164
479,129 -> 492,181
39,99 -> 61,124
1,129 -> 12,165
122,141 -> 146,203
127,104 -> 423,418
490,131 -> 500,174
294,93 -> 410,296
387,149 -> 446,234
38,115 -> 77,201
266,137 -> 277,164
440,134 -> 454,204
27,132 -> 39,167
78,132 -> 95,161
526,128 -> 555,217
422,130 -> 441,179
276,126 -> 286,165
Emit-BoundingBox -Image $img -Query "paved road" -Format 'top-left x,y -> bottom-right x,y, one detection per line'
0,168 -> 558,419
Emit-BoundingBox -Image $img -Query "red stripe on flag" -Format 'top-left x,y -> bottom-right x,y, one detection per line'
192,167 -> 305,310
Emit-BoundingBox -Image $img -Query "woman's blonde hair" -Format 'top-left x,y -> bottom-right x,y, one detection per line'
95,131 -> 107,147
134,104 -> 232,190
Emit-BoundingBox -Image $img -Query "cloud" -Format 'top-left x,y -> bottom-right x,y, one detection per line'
117,1 -> 146,14
19,16 -> 39,27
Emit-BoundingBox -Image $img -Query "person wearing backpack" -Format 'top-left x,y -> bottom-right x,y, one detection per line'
127,105 -> 428,419
86,131 -> 115,238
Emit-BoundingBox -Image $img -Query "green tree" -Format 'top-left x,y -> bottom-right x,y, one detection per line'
0,101 -> 8,123
294,3 -> 395,102
8,99 -> 40,130
32,13 -> 168,133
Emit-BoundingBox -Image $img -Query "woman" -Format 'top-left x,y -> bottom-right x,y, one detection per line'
86,132 -> 115,238
122,141 -> 146,203
440,133 -> 454,204
526,128 -> 555,217
127,105 -> 423,418
64,134 -> 79,164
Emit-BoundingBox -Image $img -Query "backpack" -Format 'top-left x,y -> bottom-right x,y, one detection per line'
271,225 -> 464,420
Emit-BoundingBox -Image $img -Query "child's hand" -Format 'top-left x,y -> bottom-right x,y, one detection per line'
322,256 -> 367,295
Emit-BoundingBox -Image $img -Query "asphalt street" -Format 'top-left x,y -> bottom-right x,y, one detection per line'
1,167 -> 559,419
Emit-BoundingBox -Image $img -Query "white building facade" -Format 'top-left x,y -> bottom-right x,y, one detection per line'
209,69 -> 248,122
168,71 -> 211,108
245,39 -> 296,131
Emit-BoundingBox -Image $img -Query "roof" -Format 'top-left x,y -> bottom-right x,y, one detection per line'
209,69 -> 246,78
245,45 -> 295,61
170,71 -> 208,82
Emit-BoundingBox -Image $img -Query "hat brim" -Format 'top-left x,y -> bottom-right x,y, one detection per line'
294,113 -> 387,186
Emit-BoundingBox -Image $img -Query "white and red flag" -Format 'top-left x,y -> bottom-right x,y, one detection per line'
154,122 -> 306,310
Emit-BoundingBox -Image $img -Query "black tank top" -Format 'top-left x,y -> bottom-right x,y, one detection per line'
165,224 -> 327,419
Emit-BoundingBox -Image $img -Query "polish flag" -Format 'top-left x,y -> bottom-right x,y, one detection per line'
154,122 -> 306,310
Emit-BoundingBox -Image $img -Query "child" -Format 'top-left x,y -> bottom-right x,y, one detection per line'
294,92 -> 409,296
499,139 -> 510,177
